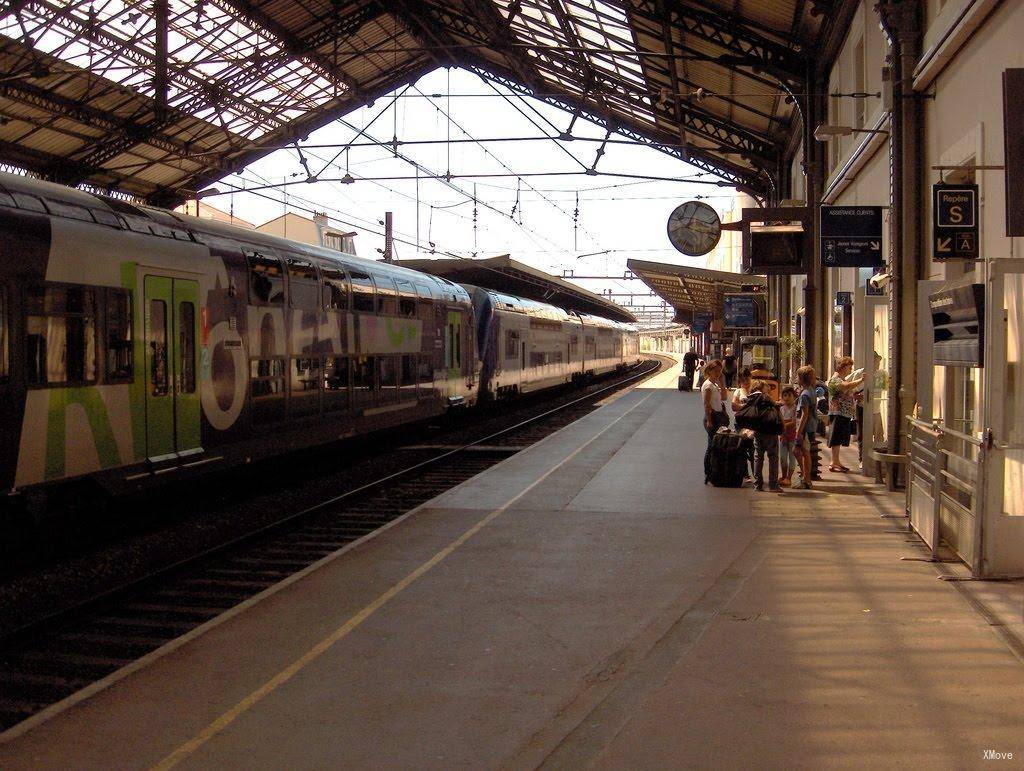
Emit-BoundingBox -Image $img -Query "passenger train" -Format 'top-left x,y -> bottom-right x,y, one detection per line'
0,172 -> 640,501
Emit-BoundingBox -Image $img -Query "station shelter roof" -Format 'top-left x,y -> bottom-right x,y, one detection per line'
0,1 -> 856,204
396,254 -> 636,324
627,257 -> 764,324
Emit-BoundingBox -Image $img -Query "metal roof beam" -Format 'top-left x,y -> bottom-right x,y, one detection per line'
468,62 -> 766,195
208,0 -> 359,93
631,0 -> 808,84
515,51 -> 778,165
152,61 -> 437,206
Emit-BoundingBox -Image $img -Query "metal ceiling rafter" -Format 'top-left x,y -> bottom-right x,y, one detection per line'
507,46 -> 777,163
467,62 -> 765,195
413,1 -> 778,168
14,0 -> 282,129
207,0 -> 359,94
631,0 -> 808,85
155,60 -> 438,206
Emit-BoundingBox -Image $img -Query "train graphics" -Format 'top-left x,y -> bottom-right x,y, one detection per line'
0,171 -> 640,500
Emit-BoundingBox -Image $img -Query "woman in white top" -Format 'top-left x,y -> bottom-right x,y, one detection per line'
701,359 -> 728,483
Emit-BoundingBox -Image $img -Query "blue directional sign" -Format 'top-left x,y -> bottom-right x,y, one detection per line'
820,206 -> 884,267
933,183 -> 979,260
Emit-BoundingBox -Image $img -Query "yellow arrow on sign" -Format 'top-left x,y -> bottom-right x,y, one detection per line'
937,236 -> 952,252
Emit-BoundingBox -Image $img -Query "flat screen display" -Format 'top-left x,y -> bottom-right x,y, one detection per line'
748,229 -> 806,274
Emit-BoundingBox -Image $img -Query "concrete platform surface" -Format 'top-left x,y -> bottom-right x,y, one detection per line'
1,355 -> 1022,769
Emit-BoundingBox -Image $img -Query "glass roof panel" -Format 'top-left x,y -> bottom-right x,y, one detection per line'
0,0 -> 345,141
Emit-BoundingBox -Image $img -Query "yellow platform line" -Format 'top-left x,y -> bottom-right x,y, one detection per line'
152,392 -> 653,770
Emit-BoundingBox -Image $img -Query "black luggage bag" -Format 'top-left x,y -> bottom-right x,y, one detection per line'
678,372 -> 693,391
708,431 -> 748,487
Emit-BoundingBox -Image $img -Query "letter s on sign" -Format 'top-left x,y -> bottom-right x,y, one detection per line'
949,205 -> 963,224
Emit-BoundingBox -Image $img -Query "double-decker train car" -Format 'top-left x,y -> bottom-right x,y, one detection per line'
0,171 -> 639,503
0,172 -> 477,498
469,286 -> 641,399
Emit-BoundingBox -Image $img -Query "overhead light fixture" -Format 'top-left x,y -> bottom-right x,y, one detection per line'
813,124 -> 890,142
196,187 -> 222,198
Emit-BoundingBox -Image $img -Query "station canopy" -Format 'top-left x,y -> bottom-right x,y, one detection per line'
627,257 -> 764,324
0,1 -> 849,204
398,254 -> 636,323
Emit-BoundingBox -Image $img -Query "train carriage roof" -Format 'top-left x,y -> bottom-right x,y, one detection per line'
0,169 -> 471,306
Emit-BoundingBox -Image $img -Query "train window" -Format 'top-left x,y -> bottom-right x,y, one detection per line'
400,354 -> 417,400
454,326 -> 461,368
11,192 -> 46,213
248,254 -> 285,304
289,357 -> 320,417
418,357 -> 434,384
322,266 -> 349,311
350,270 -> 375,313
179,302 -> 196,394
505,330 -> 520,361
149,300 -> 169,396
25,285 -> 98,386
104,288 -> 133,381
250,358 -> 285,424
323,355 -> 349,412
376,277 -> 397,315
43,199 -> 93,222
569,334 -> 579,360
352,355 -> 375,407
286,257 -> 319,310
0,286 -> 8,379
378,355 -> 398,402
396,279 -> 416,317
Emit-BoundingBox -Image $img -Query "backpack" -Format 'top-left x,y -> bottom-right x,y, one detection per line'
735,393 -> 784,435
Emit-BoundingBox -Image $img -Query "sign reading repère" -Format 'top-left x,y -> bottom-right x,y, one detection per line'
932,183 -> 979,260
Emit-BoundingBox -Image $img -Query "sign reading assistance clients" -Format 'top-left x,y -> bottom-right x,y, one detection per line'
820,206 -> 884,268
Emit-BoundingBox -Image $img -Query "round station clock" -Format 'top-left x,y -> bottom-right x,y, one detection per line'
667,200 -> 722,256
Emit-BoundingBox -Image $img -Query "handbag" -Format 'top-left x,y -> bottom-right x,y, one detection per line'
710,407 -> 730,430
735,394 -> 783,435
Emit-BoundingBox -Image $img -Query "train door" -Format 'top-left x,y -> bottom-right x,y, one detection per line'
444,310 -> 462,382
143,275 -> 201,462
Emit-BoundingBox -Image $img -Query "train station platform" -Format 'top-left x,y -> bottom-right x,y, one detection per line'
2,356 -> 1023,768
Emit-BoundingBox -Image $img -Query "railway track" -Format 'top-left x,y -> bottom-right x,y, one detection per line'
0,358 -> 666,733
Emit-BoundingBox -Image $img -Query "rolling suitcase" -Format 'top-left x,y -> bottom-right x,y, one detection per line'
709,431 -> 748,488
678,372 -> 693,391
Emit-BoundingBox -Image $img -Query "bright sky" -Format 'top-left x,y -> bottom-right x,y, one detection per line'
204,68 -> 741,323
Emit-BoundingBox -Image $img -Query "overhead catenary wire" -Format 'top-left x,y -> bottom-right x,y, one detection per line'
410,82 -> 603,252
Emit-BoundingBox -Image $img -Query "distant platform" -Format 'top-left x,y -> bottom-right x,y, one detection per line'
395,254 -> 636,323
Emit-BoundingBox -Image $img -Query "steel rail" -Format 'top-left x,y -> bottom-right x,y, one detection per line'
0,359 -> 664,652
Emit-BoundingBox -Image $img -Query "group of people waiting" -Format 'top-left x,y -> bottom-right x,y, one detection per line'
698,355 -> 865,492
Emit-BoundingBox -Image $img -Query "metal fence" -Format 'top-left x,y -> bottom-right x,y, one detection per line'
905,416 -> 987,574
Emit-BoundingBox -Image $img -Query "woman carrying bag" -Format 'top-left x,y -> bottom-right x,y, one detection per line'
701,359 -> 729,483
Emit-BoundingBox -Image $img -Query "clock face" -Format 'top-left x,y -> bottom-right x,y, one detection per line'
667,201 -> 722,256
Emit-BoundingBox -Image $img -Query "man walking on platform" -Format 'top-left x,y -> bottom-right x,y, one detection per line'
683,349 -> 698,385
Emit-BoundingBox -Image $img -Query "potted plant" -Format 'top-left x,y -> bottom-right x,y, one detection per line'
779,334 -> 806,383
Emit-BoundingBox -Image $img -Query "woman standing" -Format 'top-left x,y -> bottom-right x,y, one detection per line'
826,355 -> 865,473
723,355 -> 738,388
701,359 -> 729,483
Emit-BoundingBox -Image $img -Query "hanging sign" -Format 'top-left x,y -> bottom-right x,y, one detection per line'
1004,69 -> 1024,237
820,206 -> 884,267
932,183 -> 979,260
835,291 -> 853,307
692,311 -> 713,334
